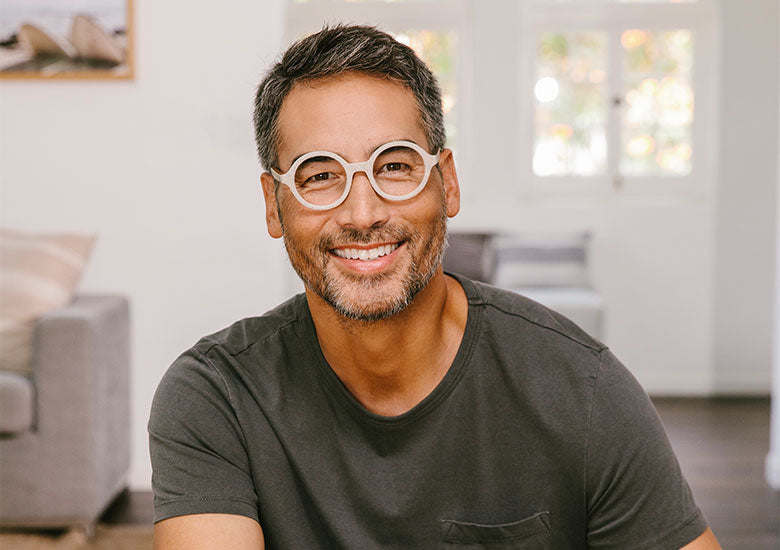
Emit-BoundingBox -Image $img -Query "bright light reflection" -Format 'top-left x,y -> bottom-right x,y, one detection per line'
658,77 -> 692,108
640,78 -> 659,96
626,135 -> 656,157
442,94 -> 455,115
657,143 -> 692,173
394,33 -> 410,46
551,123 -> 573,140
621,29 -> 648,49
535,77 -> 559,103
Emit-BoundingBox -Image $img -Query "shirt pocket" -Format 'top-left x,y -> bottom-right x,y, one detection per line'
440,511 -> 551,549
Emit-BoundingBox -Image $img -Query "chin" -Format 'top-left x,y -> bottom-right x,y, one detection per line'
321,269 -> 416,322
319,257 -> 440,322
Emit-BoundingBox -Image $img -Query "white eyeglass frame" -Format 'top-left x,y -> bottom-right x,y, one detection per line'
270,140 -> 441,211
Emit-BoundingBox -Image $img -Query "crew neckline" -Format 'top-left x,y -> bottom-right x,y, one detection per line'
298,273 -> 483,429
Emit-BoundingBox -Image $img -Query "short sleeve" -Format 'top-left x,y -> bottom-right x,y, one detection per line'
148,348 -> 259,523
585,349 -> 708,549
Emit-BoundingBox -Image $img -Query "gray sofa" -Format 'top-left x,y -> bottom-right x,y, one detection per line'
443,232 -> 604,339
0,295 -> 131,534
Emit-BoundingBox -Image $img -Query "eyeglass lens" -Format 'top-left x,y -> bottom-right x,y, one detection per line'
292,145 -> 426,207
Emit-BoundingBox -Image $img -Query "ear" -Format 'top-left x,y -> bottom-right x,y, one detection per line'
260,172 -> 284,239
437,148 -> 461,218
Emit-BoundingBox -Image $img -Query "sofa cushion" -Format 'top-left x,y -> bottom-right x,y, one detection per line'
0,229 -> 95,375
492,233 -> 590,288
0,371 -> 34,435
443,233 -> 494,282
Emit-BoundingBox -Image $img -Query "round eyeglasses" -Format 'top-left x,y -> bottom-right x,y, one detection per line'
270,140 -> 441,211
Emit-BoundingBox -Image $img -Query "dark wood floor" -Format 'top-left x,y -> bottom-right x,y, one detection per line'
103,398 -> 779,549
653,397 -> 779,550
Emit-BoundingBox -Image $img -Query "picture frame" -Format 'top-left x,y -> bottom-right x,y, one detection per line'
0,0 -> 134,80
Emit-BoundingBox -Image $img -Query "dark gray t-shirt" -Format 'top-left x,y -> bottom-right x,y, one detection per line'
149,275 -> 707,549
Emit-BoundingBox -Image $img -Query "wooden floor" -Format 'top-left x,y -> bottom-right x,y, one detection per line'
102,397 -> 778,549
653,397 -> 779,550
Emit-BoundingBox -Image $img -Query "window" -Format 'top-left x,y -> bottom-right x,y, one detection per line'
619,29 -> 693,177
534,31 -> 609,177
522,0 -> 715,196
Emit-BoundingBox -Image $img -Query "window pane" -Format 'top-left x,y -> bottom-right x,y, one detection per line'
392,29 -> 458,151
534,31 -> 608,177
620,29 -> 693,176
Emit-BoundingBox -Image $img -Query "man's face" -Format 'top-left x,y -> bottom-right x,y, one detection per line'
261,73 -> 460,322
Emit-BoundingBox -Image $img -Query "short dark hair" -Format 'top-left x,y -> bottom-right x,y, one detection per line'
253,24 -> 446,172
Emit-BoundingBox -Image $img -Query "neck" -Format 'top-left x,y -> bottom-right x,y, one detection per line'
306,270 -> 468,417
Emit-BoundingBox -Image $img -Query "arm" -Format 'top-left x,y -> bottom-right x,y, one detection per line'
149,350 -> 262,537
154,514 -> 265,550
681,528 -> 720,550
585,350 -> 713,548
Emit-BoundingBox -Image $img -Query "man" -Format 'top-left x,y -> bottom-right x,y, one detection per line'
149,24 -> 720,549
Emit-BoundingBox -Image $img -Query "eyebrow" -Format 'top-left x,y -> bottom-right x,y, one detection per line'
284,138 -> 421,169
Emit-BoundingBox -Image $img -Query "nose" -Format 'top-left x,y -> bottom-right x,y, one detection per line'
333,170 -> 390,229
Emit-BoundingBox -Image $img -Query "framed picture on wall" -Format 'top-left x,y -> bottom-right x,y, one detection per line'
0,0 -> 134,80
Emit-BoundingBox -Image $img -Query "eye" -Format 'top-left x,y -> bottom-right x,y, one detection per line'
380,162 -> 409,173
310,172 -> 333,182
299,172 -> 339,189
295,156 -> 344,189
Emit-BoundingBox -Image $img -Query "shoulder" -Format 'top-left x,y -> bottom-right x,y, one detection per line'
456,274 -> 605,355
151,293 -> 308,415
450,274 -> 611,416
193,293 -> 306,359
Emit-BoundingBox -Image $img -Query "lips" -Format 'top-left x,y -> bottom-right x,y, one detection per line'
331,242 -> 400,261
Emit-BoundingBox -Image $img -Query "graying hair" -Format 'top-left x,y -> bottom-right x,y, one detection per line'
253,24 -> 446,172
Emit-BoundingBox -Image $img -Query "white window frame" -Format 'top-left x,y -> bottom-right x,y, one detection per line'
518,0 -> 719,199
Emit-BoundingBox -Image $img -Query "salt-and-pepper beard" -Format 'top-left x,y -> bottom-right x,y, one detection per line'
279,201 -> 449,323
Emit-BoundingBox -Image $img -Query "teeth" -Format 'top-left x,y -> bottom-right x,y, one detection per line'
333,243 -> 399,261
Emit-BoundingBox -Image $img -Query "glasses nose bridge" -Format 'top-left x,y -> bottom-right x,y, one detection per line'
345,158 -> 374,182
344,158 -> 376,194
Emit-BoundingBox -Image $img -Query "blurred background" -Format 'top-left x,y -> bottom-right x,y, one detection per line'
0,0 -> 778,541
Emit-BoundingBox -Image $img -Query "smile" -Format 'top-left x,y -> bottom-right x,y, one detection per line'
331,243 -> 400,261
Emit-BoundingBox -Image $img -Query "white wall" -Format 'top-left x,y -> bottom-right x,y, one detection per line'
767,0 -> 780,491
0,0 -> 287,490
712,0 -> 780,393
0,0 -> 778,491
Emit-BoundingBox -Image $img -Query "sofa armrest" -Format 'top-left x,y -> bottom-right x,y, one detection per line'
33,295 -> 131,509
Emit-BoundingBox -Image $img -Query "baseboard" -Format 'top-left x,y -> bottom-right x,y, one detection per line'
637,372 -> 713,396
711,370 -> 773,394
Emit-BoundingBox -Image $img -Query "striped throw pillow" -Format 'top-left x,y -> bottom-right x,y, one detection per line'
0,229 -> 96,375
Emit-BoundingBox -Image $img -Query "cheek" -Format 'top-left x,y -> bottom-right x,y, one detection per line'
279,204 -> 331,249
278,191 -> 299,223
411,186 -> 447,225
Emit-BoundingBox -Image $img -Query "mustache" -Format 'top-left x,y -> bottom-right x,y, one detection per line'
318,225 -> 413,249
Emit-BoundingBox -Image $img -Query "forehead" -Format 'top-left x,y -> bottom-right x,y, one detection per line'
275,73 -> 428,166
